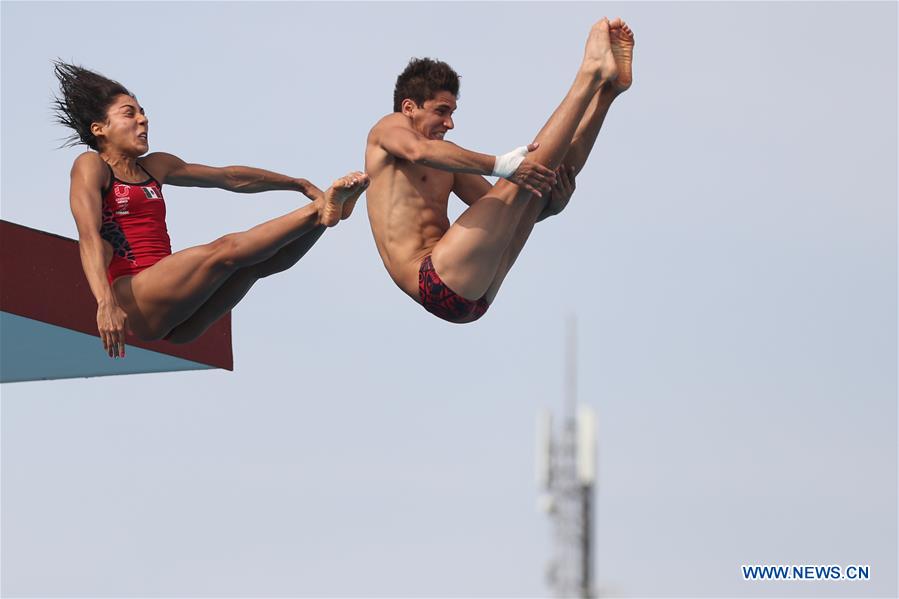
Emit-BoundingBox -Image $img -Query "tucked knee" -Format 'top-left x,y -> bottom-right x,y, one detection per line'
207,234 -> 241,270
123,318 -> 166,343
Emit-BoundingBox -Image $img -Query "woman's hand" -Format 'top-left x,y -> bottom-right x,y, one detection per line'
97,300 -> 128,358
304,182 -> 325,205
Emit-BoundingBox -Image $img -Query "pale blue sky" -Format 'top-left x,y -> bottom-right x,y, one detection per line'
1,2 -> 896,597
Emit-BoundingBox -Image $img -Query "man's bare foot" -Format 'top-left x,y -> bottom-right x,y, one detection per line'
608,18 -> 635,93
319,171 -> 370,227
581,18 -> 618,85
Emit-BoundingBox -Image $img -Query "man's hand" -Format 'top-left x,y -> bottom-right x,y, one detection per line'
97,300 -> 128,358
549,164 -> 576,214
538,165 -> 577,221
503,143 -> 556,196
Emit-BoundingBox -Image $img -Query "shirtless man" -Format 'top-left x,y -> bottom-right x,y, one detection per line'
364,17 -> 635,323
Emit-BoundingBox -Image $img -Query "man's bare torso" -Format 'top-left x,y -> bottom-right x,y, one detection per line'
365,112 -> 456,300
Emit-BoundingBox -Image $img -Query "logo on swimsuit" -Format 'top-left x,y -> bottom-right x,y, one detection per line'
142,186 -> 160,200
114,184 -> 130,198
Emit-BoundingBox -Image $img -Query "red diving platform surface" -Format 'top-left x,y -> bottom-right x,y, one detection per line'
0,220 -> 232,383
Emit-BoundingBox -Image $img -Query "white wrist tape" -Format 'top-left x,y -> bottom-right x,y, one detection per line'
492,145 -> 529,178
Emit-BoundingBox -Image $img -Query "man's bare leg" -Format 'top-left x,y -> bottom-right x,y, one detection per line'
481,188 -> 548,303
484,19 -> 636,302
431,18 -> 619,300
564,18 -> 634,177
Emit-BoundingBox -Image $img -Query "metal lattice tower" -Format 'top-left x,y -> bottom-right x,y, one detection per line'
537,317 -> 596,598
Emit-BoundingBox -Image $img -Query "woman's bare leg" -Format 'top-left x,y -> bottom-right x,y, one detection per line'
116,174 -> 367,340
161,225 -> 326,343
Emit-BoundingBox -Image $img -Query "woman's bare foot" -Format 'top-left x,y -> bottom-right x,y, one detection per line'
318,171 -> 370,227
608,18 -> 635,93
341,192 -> 361,221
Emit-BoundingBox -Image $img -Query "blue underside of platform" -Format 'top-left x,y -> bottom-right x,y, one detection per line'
0,312 -> 214,383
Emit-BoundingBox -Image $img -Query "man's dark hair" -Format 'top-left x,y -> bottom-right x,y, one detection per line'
52,60 -> 133,150
393,58 -> 460,112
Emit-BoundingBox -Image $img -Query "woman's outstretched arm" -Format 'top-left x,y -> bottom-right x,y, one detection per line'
143,152 -> 323,200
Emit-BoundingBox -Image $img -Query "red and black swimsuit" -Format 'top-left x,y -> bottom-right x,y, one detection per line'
418,255 -> 490,324
100,162 -> 172,283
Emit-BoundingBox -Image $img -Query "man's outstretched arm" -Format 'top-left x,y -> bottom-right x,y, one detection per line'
377,125 -> 555,196
453,165 -> 576,222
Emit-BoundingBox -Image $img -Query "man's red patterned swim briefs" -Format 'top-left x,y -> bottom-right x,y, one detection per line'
418,255 -> 489,324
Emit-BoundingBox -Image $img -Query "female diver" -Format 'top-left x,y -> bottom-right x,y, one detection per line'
54,62 -> 368,357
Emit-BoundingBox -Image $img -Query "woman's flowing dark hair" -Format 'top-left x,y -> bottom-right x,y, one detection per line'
52,60 -> 133,150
